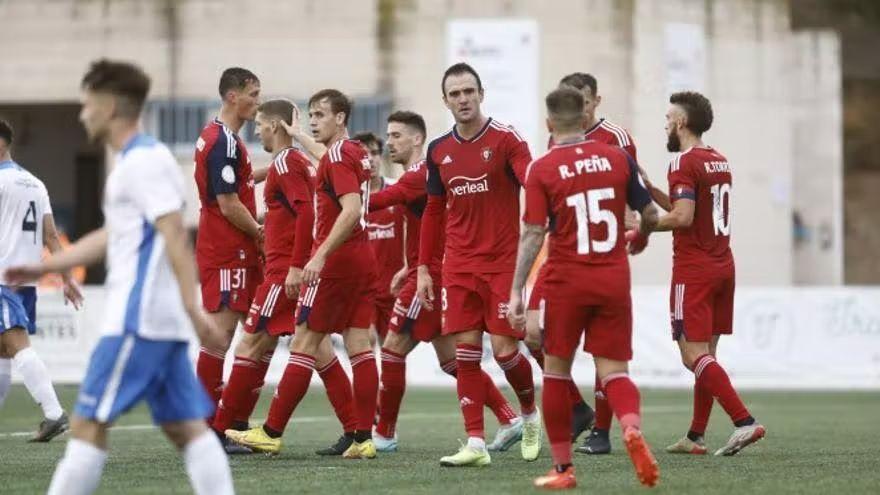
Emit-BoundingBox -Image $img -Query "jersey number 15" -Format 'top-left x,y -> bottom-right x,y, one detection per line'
566,188 -> 617,255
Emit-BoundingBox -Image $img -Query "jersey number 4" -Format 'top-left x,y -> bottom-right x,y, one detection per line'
22,200 -> 38,244
710,183 -> 731,236
566,188 -> 617,255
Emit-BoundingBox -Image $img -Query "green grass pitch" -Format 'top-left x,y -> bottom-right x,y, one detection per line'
1,385 -> 878,494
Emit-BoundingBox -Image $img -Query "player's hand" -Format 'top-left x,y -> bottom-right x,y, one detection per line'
524,319 -> 541,351
416,266 -> 435,311
506,292 -> 527,331
285,266 -> 304,299
302,254 -> 325,285
62,277 -> 84,310
3,264 -> 46,286
279,104 -> 303,138
189,307 -> 225,351
389,266 -> 408,297
626,227 -> 649,255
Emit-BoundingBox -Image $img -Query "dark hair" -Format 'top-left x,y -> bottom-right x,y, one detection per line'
257,99 -> 295,126
308,89 -> 352,125
0,119 -> 13,146
387,110 -> 426,139
218,67 -> 259,99
545,87 -> 585,132
80,59 -> 151,118
559,72 -> 598,96
352,131 -> 383,153
441,62 -> 483,95
670,91 -> 714,135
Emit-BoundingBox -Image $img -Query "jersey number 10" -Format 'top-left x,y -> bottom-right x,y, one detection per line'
566,188 -> 618,255
710,183 -> 731,237
22,200 -> 38,244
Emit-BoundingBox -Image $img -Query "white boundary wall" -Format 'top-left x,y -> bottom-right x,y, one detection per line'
21,286 -> 880,390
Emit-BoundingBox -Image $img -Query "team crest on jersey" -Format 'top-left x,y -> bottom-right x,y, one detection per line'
239,249 -> 246,260
481,147 -> 493,162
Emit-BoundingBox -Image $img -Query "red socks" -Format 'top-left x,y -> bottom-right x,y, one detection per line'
317,356 -> 357,434
349,351 -> 379,433
265,352 -> 315,434
212,355 -> 259,433
236,351 -> 273,424
594,372 -> 613,430
693,354 -> 750,424
543,373 -> 573,466
690,380 -> 714,435
495,351 -> 536,415
197,347 -> 226,406
440,359 -> 518,426
602,372 -> 642,431
456,344 -> 486,438
376,349 -> 407,438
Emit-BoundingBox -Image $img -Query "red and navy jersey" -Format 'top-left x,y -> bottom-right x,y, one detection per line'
194,119 -> 259,268
263,147 -> 316,276
315,139 -> 374,278
548,118 -> 637,161
366,178 -> 406,296
667,146 -> 734,276
424,118 -> 532,273
369,160 -> 442,272
524,139 -> 651,268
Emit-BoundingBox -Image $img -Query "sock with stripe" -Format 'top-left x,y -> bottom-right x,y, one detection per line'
14,347 -> 64,420
543,374 -> 573,467
317,356 -> 357,434
456,343 -> 486,438
693,354 -> 752,425
376,349 -> 406,438
688,380 -> 714,440
264,352 -> 315,437
349,350 -> 379,435
212,355 -> 262,434
593,372 -> 613,431
236,350 -> 274,426
602,372 -> 642,431
196,347 -> 226,407
494,351 -> 536,415
441,359 -> 518,426
530,347 -> 545,369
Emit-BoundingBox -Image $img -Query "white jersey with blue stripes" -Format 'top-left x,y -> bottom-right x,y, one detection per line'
0,160 -> 52,287
101,134 -> 190,341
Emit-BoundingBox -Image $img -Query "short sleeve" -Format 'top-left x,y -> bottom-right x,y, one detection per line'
329,145 -> 367,197
522,162 -> 549,226
207,129 -> 238,195
279,154 -> 314,205
505,129 -> 532,185
667,154 -> 697,201
131,149 -> 186,223
39,183 -> 53,216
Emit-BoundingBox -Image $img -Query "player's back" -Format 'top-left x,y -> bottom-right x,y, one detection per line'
263,147 -> 316,276
0,160 -> 51,285
102,134 -> 190,341
193,119 -> 259,268
667,146 -> 733,275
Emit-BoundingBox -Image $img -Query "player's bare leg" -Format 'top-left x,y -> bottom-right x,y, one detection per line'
490,333 -> 541,461
526,309 -> 595,444
197,307 -> 241,406
0,327 -> 67,442
440,329 -> 491,467
594,357 -> 659,487
339,326 -> 380,459
676,335 -> 765,456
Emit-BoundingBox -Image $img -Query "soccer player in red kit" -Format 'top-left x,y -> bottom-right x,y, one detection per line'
354,132 -> 405,344
227,89 -> 379,459
209,99 -> 358,456
508,87 -> 660,489
528,72 -> 639,453
193,68 -> 264,409
639,91 -> 765,457
417,63 -> 541,466
368,111 -> 521,453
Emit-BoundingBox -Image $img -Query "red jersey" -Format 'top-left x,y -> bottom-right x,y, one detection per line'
315,139 -> 374,278
194,119 -> 259,268
263,147 -> 316,276
524,139 -> 651,268
421,118 -> 532,273
667,146 -> 734,277
366,178 -> 406,293
548,118 -> 637,160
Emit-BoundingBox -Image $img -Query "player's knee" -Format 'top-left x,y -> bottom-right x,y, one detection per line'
290,327 -> 323,355
343,328 -> 372,355
0,328 -> 30,355
383,332 -> 413,356
234,334 -> 272,360
490,335 -> 519,358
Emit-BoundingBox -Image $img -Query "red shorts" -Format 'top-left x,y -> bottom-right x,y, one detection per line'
540,263 -> 632,361
199,266 -> 262,314
527,264 -> 549,311
243,276 -> 297,337
295,274 -> 376,333
670,270 -> 735,343
442,271 -> 520,338
388,271 -> 442,342
373,293 -> 395,339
